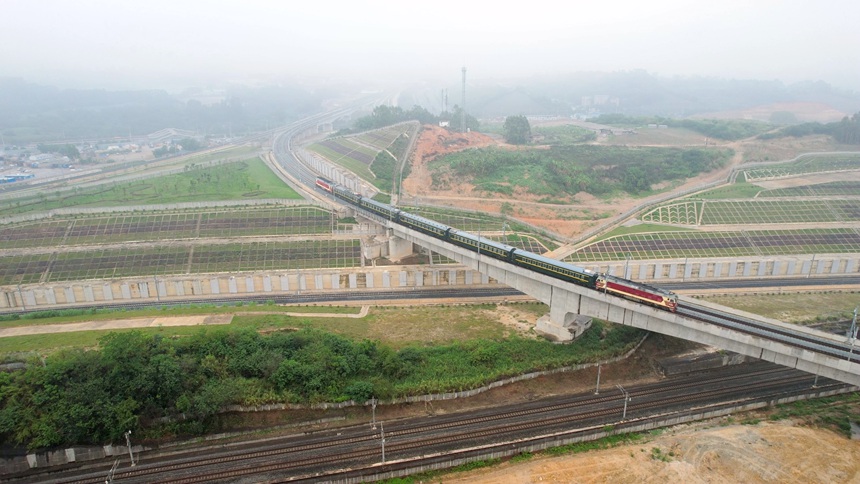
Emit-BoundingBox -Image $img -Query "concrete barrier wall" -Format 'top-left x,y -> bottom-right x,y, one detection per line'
0,267 -> 499,311
591,253 -> 860,282
2,252 -> 858,312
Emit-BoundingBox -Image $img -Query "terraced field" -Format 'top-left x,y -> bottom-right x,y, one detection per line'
0,207 -> 339,249
311,139 -> 376,164
355,125 -> 410,150
307,124 -> 414,181
742,153 -> 860,181
759,181 -> 860,197
0,240 -> 363,285
566,228 -> 860,262
641,199 -> 860,225
699,200 -> 860,224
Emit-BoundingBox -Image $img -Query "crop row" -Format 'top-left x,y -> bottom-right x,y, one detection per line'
0,240 -> 362,285
354,125 -> 408,150
566,228 -> 860,262
642,200 -> 860,225
743,154 -> 860,181
0,207 -> 341,249
758,181 -> 860,198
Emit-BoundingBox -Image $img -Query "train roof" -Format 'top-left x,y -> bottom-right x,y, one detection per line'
448,228 -> 518,252
332,184 -> 355,193
398,211 -> 451,231
361,197 -> 399,211
514,250 -> 596,275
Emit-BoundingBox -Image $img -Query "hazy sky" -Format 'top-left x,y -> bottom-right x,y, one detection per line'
3,0 -> 858,90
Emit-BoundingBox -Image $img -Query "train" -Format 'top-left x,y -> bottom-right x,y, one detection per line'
316,177 -> 678,312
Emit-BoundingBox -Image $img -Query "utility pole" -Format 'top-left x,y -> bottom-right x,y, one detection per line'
624,253 -> 632,279
17,284 -> 26,310
105,458 -> 120,484
124,430 -> 136,466
616,385 -> 631,420
594,364 -> 601,395
380,423 -> 386,464
370,396 -> 377,430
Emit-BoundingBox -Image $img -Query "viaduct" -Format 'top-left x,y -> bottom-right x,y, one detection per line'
386,221 -> 860,387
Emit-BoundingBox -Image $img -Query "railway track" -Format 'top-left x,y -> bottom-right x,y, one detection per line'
27,363 -> 846,484
0,287 -> 526,316
679,300 -> 860,363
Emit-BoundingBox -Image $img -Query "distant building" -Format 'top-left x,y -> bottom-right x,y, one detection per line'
581,95 -> 620,107
147,128 -> 197,144
0,173 -> 35,183
29,153 -> 53,162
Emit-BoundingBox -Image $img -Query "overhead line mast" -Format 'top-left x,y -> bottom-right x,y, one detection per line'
461,66 -> 467,133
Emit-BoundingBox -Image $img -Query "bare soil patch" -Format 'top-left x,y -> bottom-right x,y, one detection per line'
442,420 -> 860,484
403,124 -> 746,239
0,314 -> 233,338
691,101 -> 848,124
739,134 -> 853,164
403,124 -> 497,199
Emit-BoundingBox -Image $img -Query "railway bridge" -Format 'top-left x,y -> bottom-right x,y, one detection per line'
387,223 -> 860,387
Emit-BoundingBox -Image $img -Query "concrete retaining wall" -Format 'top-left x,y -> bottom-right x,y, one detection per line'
589,253 -> 860,282
4,252 -> 856,312
0,267 -> 497,311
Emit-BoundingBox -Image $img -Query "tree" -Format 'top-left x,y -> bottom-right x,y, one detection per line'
833,113 -> 860,144
503,115 -> 531,144
37,143 -> 80,159
177,137 -> 203,151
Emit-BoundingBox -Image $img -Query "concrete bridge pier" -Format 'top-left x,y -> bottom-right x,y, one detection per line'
388,235 -> 415,262
474,255 -> 592,342
535,307 -> 593,342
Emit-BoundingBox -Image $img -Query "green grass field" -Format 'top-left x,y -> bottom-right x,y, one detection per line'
743,154 -> 860,181
592,223 -> 696,242
0,158 -> 301,215
307,144 -> 376,180
693,182 -> 764,200
0,303 -> 548,354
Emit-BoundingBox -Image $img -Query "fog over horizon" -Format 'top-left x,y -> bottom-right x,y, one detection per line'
3,0 -> 859,92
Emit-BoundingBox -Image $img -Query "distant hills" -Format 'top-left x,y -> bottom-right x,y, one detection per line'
0,78 -> 326,144
3,72 -> 859,145
398,71 -> 860,121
